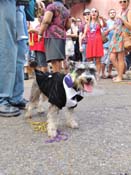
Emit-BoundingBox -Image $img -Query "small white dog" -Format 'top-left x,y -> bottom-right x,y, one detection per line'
25,62 -> 96,138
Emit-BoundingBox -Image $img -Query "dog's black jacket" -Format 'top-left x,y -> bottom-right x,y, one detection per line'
35,70 -> 66,109
35,70 -> 83,109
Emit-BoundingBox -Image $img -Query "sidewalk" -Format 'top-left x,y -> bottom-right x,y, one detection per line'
0,78 -> 131,175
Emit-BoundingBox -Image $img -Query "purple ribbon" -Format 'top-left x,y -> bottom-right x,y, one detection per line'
45,130 -> 68,143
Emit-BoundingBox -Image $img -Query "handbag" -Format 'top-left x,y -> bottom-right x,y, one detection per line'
16,0 -> 30,6
123,32 -> 131,51
29,33 -> 34,46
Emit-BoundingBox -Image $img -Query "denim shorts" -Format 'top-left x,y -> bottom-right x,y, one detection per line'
28,50 -> 47,67
101,48 -> 111,65
35,51 -> 47,67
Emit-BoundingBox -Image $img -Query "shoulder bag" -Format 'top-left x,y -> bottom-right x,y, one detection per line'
123,32 -> 131,51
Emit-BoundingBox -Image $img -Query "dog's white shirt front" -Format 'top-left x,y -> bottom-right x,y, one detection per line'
63,75 -> 84,108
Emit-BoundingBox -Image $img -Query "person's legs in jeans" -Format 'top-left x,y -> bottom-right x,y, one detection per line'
0,0 -> 20,116
81,43 -> 87,62
101,48 -> 108,78
106,50 -> 113,78
8,40 -> 27,105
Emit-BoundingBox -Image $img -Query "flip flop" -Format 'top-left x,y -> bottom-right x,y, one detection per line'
112,76 -> 118,81
107,75 -> 113,79
101,75 -> 107,79
112,78 -> 122,83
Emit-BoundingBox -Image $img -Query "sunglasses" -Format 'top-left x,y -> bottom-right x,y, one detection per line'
110,11 -> 116,14
119,0 -> 127,3
83,13 -> 90,16
91,10 -> 97,13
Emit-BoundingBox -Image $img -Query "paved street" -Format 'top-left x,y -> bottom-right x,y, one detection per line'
0,77 -> 131,175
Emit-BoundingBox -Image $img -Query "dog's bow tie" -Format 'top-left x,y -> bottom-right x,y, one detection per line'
64,74 -> 73,88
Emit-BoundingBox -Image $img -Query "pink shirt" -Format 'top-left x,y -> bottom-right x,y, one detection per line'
44,1 -> 70,39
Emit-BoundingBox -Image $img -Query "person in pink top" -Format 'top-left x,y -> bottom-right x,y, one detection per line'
38,0 -> 71,73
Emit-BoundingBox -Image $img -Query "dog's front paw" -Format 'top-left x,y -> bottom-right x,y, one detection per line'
47,128 -> 57,138
66,120 -> 79,129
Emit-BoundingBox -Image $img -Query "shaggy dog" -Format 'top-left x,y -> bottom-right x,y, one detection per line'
25,62 -> 96,138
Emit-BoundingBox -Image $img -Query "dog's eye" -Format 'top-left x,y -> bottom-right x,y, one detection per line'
89,68 -> 96,73
76,69 -> 85,74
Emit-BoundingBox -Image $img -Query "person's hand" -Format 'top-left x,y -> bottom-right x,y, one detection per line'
99,16 -> 104,19
79,46 -> 83,52
28,29 -> 38,33
99,16 -> 105,22
104,30 -> 109,35
106,26 -> 115,34
38,34 -> 43,42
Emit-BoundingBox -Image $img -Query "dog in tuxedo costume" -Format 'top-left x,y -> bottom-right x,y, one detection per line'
25,62 -> 96,138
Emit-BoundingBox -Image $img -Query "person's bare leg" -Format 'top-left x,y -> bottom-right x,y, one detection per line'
36,66 -> 48,72
110,52 -> 119,80
110,52 -> 118,71
51,60 -> 62,73
63,56 -> 69,73
108,64 -> 113,77
24,66 -> 29,80
40,66 -> 48,72
96,58 -> 102,79
115,52 -> 125,81
101,63 -> 106,78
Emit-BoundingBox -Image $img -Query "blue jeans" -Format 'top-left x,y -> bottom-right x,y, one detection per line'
81,43 -> 87,62
0,1 -> 28,105
0,0 -> 17,105
9,5 -> 28,103
8,40 -> 27,104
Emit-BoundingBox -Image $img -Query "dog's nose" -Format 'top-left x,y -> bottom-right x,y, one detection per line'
87,78 -> 92,82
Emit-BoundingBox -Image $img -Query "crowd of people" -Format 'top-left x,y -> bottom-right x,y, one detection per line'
0,0 -> 131,117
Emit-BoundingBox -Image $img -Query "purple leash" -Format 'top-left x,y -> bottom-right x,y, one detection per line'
45,130 -> 68,143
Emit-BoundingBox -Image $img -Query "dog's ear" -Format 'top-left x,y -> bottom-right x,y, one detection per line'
68,60 -> 76,72
86,62 -> 97,77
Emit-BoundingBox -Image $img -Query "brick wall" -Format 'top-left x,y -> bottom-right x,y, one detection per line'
70,0 -> 131,19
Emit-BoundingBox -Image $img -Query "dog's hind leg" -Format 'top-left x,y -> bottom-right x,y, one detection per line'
47,104 -> 59,138
66,108 -> 79,129
25,79 -> 41,118
37,93 -> 47,114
